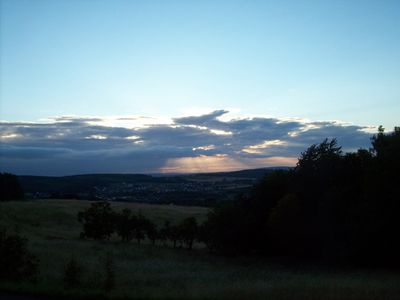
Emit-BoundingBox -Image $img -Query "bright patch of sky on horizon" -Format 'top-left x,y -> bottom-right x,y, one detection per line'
0,0 -> 399,174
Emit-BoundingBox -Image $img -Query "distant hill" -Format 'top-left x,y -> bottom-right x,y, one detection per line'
192,166 -> 291,179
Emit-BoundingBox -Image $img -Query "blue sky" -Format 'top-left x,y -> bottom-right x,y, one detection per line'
0,0 -> 399,174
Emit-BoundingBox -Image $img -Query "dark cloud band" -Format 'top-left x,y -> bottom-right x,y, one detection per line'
0,111 -> 374,175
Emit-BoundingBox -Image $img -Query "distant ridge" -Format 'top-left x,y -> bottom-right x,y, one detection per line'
190,166 -> 292,178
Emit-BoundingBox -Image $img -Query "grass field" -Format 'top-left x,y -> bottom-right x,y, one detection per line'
1,199 -> 400,300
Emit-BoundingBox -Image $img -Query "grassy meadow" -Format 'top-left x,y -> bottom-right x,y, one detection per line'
1,199 -> 400,299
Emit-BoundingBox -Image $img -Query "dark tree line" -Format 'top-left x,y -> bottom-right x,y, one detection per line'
0,173 -> 24,201
202,127 -> 400,266
78,202 -> 199,250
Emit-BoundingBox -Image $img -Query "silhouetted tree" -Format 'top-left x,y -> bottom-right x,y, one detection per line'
133,213 -> 147,245
78,201 -> 115,240
159,220 -> 171,246
143,219 -> 158,246
115,208 -> 136,242
179,217 -> 198,250
168,224 -> 181,249
294,138 -> 342,201
198,219 -> 216,253
363,126 -> 400,265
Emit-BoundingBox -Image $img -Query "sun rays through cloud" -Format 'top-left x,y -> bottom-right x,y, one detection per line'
160,154 -> 248,174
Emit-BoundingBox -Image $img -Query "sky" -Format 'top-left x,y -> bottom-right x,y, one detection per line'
0,0 -> 399,175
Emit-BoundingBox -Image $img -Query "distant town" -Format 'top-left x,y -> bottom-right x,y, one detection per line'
19,168 -> 282,206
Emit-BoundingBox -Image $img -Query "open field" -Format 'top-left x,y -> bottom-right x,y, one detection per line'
1,199 -> 400,299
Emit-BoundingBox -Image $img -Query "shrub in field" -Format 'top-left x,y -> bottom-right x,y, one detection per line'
0,228 -> 39,282
78,201 -> 115,240
63,256 -> 83,289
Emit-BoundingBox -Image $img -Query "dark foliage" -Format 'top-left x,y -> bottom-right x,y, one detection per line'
203,127 -> 400,266
0,173 -> 24,201
78,201 -> 116,240
133,213 -> 147,245
159,220 -> 172,246
78,204 -> 163,246
179,217 -> 198,250
115,208 -> 136,242
200,201 -> 254,255
0,228 -> 39,282
199,171 -> 293,256
198,217 -> 217,253
143,218 -> 158,246
168,224 -> 181,249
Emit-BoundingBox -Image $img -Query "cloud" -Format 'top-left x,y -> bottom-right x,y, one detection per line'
0,110 -> 375,175
174,109 -> 229,126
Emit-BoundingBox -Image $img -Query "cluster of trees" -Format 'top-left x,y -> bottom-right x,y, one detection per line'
0,173 -> 23,201
202,127 -> 400,266
78,202 -> 199,250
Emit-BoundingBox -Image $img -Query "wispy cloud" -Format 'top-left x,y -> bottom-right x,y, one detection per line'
0,111 -> 375,175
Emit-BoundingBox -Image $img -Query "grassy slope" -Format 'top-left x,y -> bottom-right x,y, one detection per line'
1,199 -> 399,300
